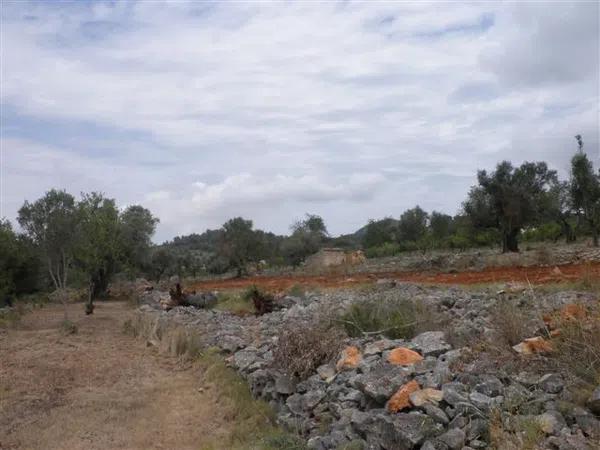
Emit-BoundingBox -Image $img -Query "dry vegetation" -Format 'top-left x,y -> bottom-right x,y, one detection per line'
0,301 -> 301,450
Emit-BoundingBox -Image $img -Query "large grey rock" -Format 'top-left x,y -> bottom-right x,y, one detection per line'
437,428 -> 466,450
442,383 -> 469,406
378,413 -> 441,450
423,404 -> 450,425
474,375 -> 504,397
538,373 -> 564,394
304,389 -> 326,410
232,348 -> 258,371
587,386 -> 600,415
412,331 -> 452,357
353,363 -> 408,404
275,374 -> 297,394
468,392 -> 494,412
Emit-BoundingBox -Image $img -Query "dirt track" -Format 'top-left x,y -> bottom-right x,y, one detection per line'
190,261 -> 600,292
0,302 -> 253,450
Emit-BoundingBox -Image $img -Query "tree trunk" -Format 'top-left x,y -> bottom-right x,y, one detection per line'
593,228 -> 599,247
85,280 -> 95,315
502,229 -> 519,253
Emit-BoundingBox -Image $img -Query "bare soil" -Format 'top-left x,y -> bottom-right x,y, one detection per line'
190,261 -> 600,292
0,302 -> 236,450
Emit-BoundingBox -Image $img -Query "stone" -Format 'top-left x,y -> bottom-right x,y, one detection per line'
364,339 -> 394,356
421,440 -> 450,450
388,347 -> 424,366
387,379 -> 420,413
316,363 -> 336,381
286,393 -> 304,415
378,413 -> 440,450
538,373 -> 564,394
437,428 -> 466,450
409,388 -> 444,407
353,363 -> 408,404
474,375 -> 504,397
512,336 -> 553,355
468,392 -> 494,411
336,346 -> 362,371
232,348 -> 258,371
423,404 -> 450,425
587,385 -> 600,415
304,389 -> 326,410
275,374 -> 296,394
536,411 -> 566,435
442,383 -> 469,406
412,331 -> 452,357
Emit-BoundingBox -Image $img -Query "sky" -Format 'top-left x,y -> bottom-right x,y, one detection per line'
1,0 -> 599,243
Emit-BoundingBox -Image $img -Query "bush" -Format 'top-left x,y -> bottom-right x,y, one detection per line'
490,298 -> 531,346
60,319 -> 78,335
340,298 -> 418,339
551,311 -> 600,385
273,323 -> 344,378
243,285 -> 274,315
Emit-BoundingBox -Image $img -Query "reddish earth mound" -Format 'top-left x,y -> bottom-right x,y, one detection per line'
190,262 -> 600,292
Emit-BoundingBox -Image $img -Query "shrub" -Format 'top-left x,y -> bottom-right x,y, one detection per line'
340,298 -> 418,339
60,319 -> 78,335
490,298 -> 531,346
273,323 -> 344,378
551,312 -> 600,385
243,285 -> 274,315
215,291 -> 255,315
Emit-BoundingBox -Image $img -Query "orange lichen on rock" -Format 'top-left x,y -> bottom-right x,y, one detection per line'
336,346 -> 362,371
387,347 -> 424,366
513,336 -> 554,355
387,380 -> 420,413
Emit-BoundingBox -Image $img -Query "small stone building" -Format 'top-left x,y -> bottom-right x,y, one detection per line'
304,248 -> 366,271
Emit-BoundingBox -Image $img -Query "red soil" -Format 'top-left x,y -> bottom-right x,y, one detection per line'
190,262 -> 600,292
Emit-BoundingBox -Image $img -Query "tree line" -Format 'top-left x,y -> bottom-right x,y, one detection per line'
1,136 -> 598,305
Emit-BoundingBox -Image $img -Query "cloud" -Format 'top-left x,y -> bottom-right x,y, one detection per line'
1,1 -> 598,241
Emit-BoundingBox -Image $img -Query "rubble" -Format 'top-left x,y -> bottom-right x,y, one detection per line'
136,281 -> 600,450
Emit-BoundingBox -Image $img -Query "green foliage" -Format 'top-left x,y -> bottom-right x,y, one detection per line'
570,148 -> 600,246
18,189 -> 78,289
398,205 -> 429,243
429,211 -> 453,241
219,217 -> 261,276
0,219 -> 41,303
465,161 -> 557,252
119,205 -> 159,272
281,213 -> 328,266
362,218 -> 398,248
340,299 -> 418,339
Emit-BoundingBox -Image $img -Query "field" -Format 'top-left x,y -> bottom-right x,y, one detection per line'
0,302 -> 291,450
189,261 -> 600,292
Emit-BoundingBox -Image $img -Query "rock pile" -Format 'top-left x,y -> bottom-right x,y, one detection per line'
137,282 -> 600,450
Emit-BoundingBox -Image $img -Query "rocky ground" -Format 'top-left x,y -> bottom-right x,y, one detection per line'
138,282 -> 600,450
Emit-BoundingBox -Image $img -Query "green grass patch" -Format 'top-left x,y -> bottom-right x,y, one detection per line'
197,348 -> 306,450
339,298 -> 418,339
214,290 -> 255,315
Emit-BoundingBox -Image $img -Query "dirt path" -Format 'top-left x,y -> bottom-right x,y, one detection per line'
190,261 -> 600,292
0,302 -> 235,450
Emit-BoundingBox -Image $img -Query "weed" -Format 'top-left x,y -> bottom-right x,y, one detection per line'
0,307 -> 22,328
490,298 -> 531,346
59,319 -> 78,335
339,298 -> 418,339
550,311 -> 600,385
287,284 -> 306,298
197,349 -> 304,450
273,323 -> 344,378
215,290 -> 255,315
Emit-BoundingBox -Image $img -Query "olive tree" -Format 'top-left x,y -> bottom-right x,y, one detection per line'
465,161 -> 557,252
18,189 -> 77,290
219,217 -> 261,277
570,136 -> 600,246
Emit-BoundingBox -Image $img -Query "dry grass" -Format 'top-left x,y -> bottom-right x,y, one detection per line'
214,290 -> 255,315
273,323 -> 345,378
490,298 -> 533,346
0,301 -> 302,450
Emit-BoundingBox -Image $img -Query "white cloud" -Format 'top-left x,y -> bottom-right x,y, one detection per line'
1,1 -> 598,241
